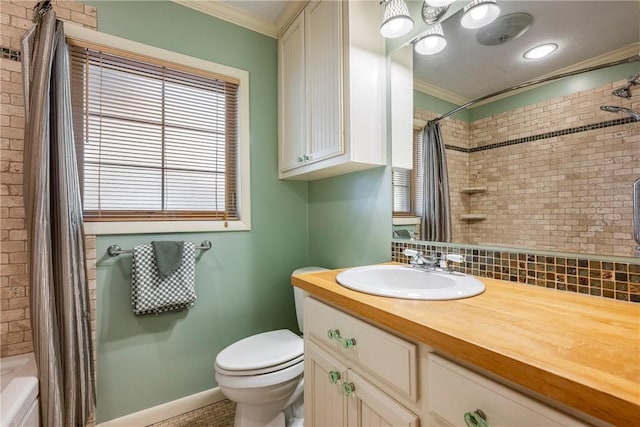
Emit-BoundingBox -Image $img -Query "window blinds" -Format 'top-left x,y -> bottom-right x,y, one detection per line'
392,129 -> 424,216
69,43 -> 239,221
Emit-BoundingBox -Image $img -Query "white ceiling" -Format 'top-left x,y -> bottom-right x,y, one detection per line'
412,1 -> 640,102
182,1 -> 640,104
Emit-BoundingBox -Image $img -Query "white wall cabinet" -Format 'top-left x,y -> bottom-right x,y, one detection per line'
278,0 -> 386,181
303,297 -> 596,427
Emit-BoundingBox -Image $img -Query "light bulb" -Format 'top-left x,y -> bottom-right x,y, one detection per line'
460,0 -> 500,29
470,4 -> 488,21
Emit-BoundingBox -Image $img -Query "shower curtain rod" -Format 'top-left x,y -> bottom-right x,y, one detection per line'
428,54 -> 640,125
32,0 -> 52,23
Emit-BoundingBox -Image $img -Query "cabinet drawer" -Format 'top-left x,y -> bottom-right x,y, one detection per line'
427,354 -> 588,427
305,297 -> 417,401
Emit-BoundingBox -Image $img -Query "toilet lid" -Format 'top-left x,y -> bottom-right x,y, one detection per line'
216,329 -> 303,372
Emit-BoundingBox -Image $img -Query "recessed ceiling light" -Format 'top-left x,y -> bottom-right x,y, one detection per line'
523,43 -> 558,60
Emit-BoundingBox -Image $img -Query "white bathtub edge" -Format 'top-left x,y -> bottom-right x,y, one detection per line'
96,387 -> 226,427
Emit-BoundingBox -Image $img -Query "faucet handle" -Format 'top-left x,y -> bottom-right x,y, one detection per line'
403,249 -> 420,258
444,254 -> 464,264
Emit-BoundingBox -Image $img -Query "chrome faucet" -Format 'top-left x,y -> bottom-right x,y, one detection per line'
403,249 -> 465,273
404,249 -> 438,270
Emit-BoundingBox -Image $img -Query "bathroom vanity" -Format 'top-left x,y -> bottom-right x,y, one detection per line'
292,267 -> 640,426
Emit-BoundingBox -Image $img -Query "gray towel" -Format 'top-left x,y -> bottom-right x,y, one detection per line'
132,242 -> 196,315
152,241 -> 184,279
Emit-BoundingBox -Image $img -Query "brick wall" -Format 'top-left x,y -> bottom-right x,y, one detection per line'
415,78 -> 639,257
0,0 -> 97,357
467,79 -> 639,256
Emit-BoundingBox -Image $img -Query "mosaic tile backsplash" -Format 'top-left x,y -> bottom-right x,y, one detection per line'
392,241 -> 640,303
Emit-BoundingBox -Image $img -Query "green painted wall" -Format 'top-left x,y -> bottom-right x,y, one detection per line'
84,1 -> 310,422
308,167 -> 392,268
414,90 -> 470,122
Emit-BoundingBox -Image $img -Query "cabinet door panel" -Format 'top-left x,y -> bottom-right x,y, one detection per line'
347,370 -> 419,427
305,341 -> 347,427
305,0 -> 344,164
278,13 -> 306,172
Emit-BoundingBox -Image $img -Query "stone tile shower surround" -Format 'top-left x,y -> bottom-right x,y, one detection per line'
415,78 -> 640,257
392,240 -> 640,303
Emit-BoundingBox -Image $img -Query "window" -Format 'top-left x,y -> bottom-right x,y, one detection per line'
65,24 -> 250,234
392,129 -> 423,216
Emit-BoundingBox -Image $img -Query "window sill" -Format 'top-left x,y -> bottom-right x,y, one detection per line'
392,216 -> 421,226
84,219 -> 250,235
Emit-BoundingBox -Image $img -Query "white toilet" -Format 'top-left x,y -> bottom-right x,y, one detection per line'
215,267 -> 328,427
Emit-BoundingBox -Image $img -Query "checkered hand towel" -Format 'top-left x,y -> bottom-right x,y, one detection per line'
131,242 -> 197,315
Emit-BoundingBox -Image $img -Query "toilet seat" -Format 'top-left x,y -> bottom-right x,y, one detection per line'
215,329 -> 303,375
216,354 -> 304,377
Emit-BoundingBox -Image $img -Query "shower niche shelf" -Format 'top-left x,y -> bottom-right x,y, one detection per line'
460,187 -> 487,221
460,214 -> 487,221
460,187 -> 487,194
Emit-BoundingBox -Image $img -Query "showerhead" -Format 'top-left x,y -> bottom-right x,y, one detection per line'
612,73 -> 640,98
600,105 -> 640,120
612,86 -> 633,98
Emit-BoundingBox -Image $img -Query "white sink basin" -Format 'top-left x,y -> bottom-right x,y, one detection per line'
336,265 -> 485,300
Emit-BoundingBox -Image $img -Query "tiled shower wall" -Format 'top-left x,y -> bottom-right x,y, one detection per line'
415,77 -> 640,258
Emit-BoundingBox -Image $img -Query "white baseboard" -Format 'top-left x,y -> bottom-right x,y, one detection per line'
97,387 -> 226,427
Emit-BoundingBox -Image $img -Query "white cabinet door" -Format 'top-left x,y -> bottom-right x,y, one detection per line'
305,341 -> 348,427
304,0 -> 344,164
346,369 -> 419,427
278,13 -> 306,172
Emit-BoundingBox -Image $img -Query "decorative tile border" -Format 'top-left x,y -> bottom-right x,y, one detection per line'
1,46 -> 21,61
391,241 -> 640,303
444,117 -> 638,153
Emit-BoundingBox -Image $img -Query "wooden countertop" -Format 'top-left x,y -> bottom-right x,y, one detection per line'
292,267 -> 640,426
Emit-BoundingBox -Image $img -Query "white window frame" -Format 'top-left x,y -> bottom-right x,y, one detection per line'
64,23 -> 251,235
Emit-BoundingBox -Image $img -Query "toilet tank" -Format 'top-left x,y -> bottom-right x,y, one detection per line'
292,267 -> 328,332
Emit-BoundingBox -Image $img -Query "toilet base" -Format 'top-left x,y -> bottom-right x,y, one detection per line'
234,402 -> 285,427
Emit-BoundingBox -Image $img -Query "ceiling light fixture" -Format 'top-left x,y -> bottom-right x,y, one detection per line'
380,0 -> 414,39
427,0 -> 457,6
460,0 -> 501,29
414,23 -> 447,55
422,0 -> 450,25
523,43 -> 558,60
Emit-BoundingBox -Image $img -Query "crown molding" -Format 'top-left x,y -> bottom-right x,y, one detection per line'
171,0 -> 279,38
413,78 -> 470,105
275,1 -> 308,37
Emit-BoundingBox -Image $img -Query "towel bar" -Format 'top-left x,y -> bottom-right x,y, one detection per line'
107,240 -> 213,257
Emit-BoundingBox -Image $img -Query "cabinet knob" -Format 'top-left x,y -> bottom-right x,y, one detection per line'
327,329 -> 342,341
342,382 -> 355,397
342,337 -> 357,349
303,154 -> 310,161
297,156 -> 304,162
464,409 -> 490,427
328,370 -> 341,384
